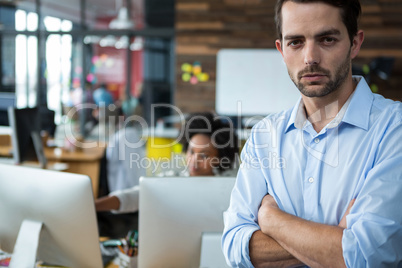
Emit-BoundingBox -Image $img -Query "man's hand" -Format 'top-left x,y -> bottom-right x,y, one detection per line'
258,195 -> 281,235
260,194 -> 279,209
251,195 -> 304,267
339,199 -> 355,229
256,194 -> 346,267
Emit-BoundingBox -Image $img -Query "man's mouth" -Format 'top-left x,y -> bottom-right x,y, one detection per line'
301,73 -> 326,81
303,73 -> 325,77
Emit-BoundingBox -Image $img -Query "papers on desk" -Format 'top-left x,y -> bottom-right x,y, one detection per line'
48,163 -> 69,171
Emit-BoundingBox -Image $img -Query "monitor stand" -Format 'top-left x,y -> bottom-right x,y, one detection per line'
9,219 -> 43,268
31,132 -> 47,169
199,232 -> 230,268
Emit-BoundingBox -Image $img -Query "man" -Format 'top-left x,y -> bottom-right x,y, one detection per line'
222,0 -> 402,267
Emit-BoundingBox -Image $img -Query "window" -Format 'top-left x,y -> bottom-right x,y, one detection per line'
14,9 -> 72,122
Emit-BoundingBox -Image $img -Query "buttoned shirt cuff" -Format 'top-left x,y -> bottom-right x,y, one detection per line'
109,186 -> 140,214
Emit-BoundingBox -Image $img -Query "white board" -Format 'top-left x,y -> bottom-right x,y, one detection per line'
216,49 -> 300,116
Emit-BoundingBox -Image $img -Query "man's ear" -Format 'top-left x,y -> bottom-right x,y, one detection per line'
351,30 -> 364,59
275,39 -> 284,57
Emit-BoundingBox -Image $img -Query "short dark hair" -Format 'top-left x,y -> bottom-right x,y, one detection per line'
275,0 -> 361,45
181,112 -> 239,173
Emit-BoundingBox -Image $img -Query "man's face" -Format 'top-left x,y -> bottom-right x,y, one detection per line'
276,2 -> 355,98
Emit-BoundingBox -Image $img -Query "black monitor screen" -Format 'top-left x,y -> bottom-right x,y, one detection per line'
7,107 -> 47,168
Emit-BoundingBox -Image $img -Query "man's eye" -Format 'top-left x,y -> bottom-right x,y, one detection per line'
322,37 -> 336,44
288,40 -> 302,47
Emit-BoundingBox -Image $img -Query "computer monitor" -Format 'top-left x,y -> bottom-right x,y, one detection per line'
0,163 -> 103,268
7,107 -> 47,168
138,176 -> 235,268
0,93 -> 15,126
38,106 -> 57,138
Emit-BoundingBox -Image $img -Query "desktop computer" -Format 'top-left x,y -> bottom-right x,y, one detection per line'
0,163 -> 103,268
138,176 -> 235,268
7,107 -> 47,168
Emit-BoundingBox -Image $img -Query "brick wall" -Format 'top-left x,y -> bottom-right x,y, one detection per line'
175,0 -> 402,114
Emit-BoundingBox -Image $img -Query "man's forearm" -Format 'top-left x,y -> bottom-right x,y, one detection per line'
249,230 -> 304,268
262,209 -> 345,268
95,195 -> 120,211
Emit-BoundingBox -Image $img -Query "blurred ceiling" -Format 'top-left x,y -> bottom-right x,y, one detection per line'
4,0 -> 144,28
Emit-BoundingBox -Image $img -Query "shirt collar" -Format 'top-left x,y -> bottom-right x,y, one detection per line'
285,97 -> 303,133
285,76 -> 373,133
341,76 -> 373,131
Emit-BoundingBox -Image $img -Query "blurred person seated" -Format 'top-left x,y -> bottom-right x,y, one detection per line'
89,83 -> 119,139
96,118 -> 145,238
93,83 -> 114,107
95,112 -> 240,213
91,83 -> 115,123
106,119 -> 146,193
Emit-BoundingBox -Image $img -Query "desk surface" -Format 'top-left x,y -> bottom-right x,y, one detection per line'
45,144 -> 106,162
0,146 -> 11,157
0,142 -> 106,161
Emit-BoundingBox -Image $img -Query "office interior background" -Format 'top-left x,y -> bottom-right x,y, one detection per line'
0,0 -> 401,137
0,0 -> 401,266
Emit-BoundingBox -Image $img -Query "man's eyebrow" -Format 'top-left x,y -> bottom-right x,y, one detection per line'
283,29 -> 341,40
315,29 -> 341,38
283,34 -> 304,40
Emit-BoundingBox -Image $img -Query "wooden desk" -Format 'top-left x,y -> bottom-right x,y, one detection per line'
0,140 -> 106,198
45,144 -> 106,197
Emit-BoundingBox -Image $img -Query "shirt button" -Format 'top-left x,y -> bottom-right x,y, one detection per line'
308,177 -> 314,183
314,138 -> 320,144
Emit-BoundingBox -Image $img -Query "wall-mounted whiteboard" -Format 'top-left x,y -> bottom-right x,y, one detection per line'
216,49 -> 300,116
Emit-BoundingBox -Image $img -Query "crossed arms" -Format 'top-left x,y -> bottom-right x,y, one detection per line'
250,196 -> 354,268
222,119 -> 402,267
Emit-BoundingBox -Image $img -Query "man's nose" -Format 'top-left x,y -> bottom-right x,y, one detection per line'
304,41 -> 320,65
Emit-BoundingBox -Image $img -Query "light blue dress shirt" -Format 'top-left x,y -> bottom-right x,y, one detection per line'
222,77 -> 402,267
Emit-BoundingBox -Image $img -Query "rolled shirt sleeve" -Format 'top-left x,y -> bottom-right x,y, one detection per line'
342,122 -> 402,267
109,185 -> 140,213
222,132 -> 270,267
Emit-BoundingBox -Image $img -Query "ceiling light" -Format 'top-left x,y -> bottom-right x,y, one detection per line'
99,35 -> 117,47
84,35 -> 101,45
115,36 -> 129,49
109,6 -> 134,29
130,37 -> 144,51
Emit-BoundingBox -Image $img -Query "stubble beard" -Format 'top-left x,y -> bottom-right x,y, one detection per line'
289,50 -> 351,98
